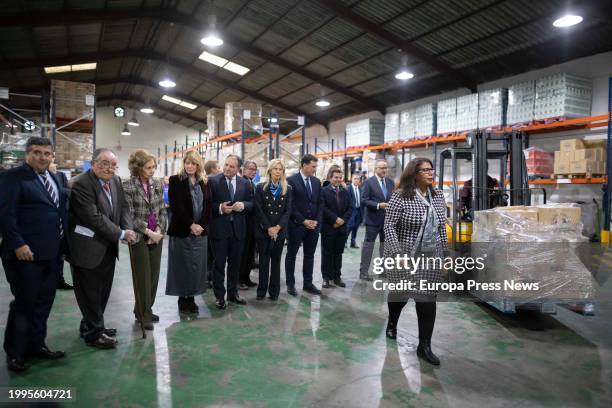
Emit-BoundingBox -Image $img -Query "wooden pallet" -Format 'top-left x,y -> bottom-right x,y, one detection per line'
554,173 -> 605,179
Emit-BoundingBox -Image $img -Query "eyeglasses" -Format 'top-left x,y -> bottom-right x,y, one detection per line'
417,168 -> 435,174
96,160 -> 119,170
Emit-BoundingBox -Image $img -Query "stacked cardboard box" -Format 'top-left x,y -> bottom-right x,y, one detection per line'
507,81 -> 536,125
534,73 -> 592,120
554,138 -> 605,175
51,80 -> 95,119
478,88 -> 508,129
436,98 -> 457,135
384,113 -> 400,143
54,131 -> 94,168
524,147 -> 553,177
456,93 -> 479,132
415,103 -> 437,138
399,109 -> 415,141
224,102 -> 263,135
345,118 -> 384,148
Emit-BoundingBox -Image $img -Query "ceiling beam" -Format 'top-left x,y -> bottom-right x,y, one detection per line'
310,0 -> 477,92
0,8 -> 386,113
5,49 -> 326,126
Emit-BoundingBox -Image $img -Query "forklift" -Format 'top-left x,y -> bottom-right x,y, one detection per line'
437,130 -> 546,251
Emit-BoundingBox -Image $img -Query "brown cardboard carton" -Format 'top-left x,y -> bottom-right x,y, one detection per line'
560,138 -> 585,151
536,206 -> 581,225
572,148 -> 605,162
570,159 -> 603,174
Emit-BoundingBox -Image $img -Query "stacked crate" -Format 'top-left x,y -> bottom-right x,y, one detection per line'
224,102 -> 263,135
507,81 -> 536,125
436,98 -> 457,135
399,109 -> 416,141
50,80 -> 95,168
383,112 -> 400,143
523,147 -> 554,177
534,74 -> 592,120
478,88 -> 508,129
414,103 -> 437,139
345,118 -> 384,148
456,94 -> 479,132
554,138 -> 605,176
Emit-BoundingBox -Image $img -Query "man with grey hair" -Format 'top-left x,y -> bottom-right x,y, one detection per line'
68,148 -> 135,349
239,160 -> 258,289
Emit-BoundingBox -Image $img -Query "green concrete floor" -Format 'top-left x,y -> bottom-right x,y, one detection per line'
1,231 -> 611,407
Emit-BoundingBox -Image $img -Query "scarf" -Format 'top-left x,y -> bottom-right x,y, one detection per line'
269,181 -> 282,199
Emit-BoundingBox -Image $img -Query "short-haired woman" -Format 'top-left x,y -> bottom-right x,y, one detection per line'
123,149 -> 167,330
383,157 -> 448,366
254,159 -> 292,300
166,151 -> 212,314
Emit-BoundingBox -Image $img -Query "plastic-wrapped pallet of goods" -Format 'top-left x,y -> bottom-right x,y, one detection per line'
436,98 -> 457,135
414,103 -> 437,139
456,94 -> 478,132
384,113 -> 400,143
534,74 -> 592,120
507,81 -> 535,125
399,109 -> 416,141
523,147 -> 553,177
280,140 -> 302,176
478,88 -> 508,129
54,131 -> 94,168
206,109 -> 224,138
243,141 -> 269,170
471,204 -> 596,314
224,102 -> 263,135
51,80 -> 95,119
345,118 -> 384,148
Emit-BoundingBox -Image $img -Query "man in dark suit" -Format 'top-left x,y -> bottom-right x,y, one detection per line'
0,137 -> 69,372
285,154 -> 323,296
346,173 -> 363,249
238,160 -> 258,290
68,148 -> 135,349
321,168 -> 353,289
209,154 -> 254,309
359,159 -> 395,281
49,156 -> 73,290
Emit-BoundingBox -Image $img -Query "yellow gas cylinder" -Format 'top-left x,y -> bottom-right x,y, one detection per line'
446,222 -> 473,243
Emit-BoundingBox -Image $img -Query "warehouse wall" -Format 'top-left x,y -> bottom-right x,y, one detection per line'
95,107 -> 202,178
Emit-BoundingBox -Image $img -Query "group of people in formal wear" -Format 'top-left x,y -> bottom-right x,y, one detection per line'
0,136 -> 448,372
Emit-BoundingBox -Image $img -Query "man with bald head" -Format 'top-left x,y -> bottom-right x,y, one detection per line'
208,154 -> 254,309
68,148 -> 135,349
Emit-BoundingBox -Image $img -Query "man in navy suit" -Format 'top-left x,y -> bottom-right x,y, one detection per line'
346,173 -> 363,249
321,168 -> 353,289
209,154 -> 254,309
285,154 -> 323,296
359,160 -> 395,281
0,137 -> 69,372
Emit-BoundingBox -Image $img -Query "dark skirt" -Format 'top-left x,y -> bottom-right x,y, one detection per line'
165,235 -> 208,296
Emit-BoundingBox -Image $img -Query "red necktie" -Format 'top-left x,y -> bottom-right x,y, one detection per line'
103,181 -> 111,194
335,187 -> 340,207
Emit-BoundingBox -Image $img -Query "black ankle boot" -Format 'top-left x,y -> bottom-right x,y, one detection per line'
417,341 -> 440,366
178,297 -> 191,313
385,321 -> 397,339
187,296 -> 199,313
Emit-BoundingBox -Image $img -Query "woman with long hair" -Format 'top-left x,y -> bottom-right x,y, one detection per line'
383,157 -> 448,366
123,150 -> 167,330
254,159 -> 292,300
166,151 -> 212,314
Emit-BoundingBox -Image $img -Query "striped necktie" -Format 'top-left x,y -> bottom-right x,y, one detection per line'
41,173 -> 63,238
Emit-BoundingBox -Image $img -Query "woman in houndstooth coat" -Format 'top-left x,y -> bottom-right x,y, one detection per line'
382,157 -> 448,366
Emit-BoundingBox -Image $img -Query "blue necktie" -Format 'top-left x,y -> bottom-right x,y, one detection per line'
380,178 -> 388,200
305,177 -> 312,198
227,177 -> 235,201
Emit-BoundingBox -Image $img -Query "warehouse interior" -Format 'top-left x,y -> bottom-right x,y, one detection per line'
1,0 -> 612,406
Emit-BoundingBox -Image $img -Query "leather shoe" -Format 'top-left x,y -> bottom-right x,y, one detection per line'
238,283 -> 249,290
303,285 -> 321,295
269,295 -> 278,301
142,322 -> 154,331
58,279 -> 73,290
322,280 -> 332,288
215,298 -> 226,310
256,295 -> 265,300
187,297 -> 199,313
86,333 -> 117,349
385,323 -> 397,340
151,314 -> 159,322
417,342 -> 440,366
333,278 -> 346,288
103,328 -> 117,337
228,295 -> 247,305
6,356 -> 27,372
33,346 -> 66,359
287,286 -> 298,296
350,243 -> 360,249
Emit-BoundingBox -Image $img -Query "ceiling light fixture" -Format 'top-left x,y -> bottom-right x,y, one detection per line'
198,51 -> 250,76
128,113 -> 140,127
553,14 -> 583,27
121,124 -> 131,136
201,14 -> 224,47
315,100 -> 330,107
395,70 -> 415,80
161,95 -> 198,110
140,106 -> 154,114
44,62 -> 97,74
159,78 -> 176,88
